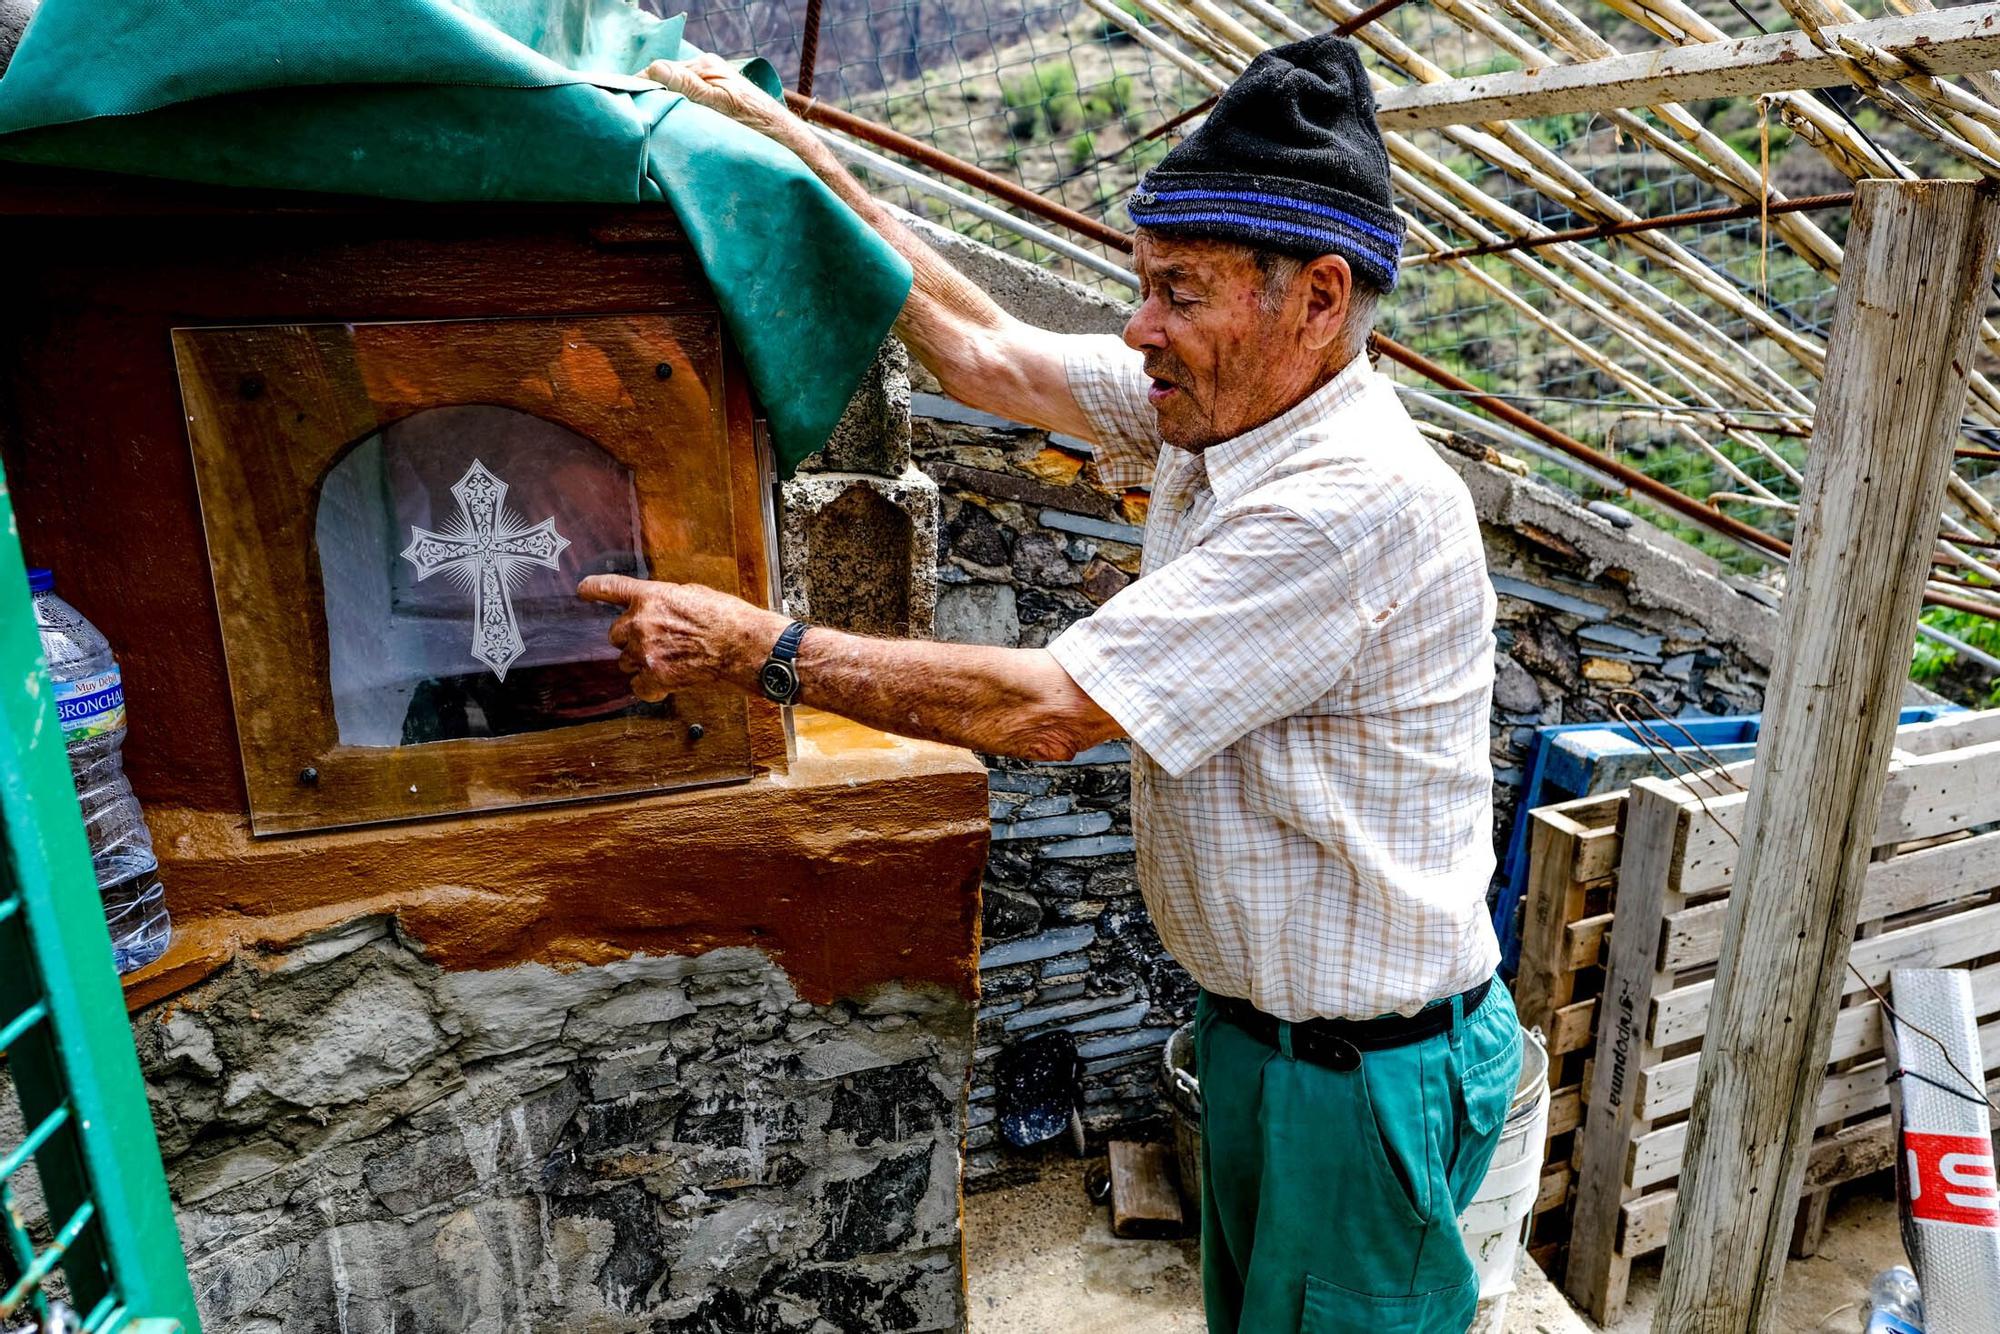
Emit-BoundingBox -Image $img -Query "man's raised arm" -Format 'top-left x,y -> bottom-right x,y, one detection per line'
645,54 -> 1103,444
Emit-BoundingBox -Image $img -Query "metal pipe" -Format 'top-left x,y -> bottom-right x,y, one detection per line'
815,130 -> 1142,288
1917,619 -> 2000,674
1402,191 -> 1856,267
1395,385 -> 1634,492
786,91 -> 1137,253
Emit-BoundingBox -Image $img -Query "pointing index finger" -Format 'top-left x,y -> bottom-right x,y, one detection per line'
577,573 -> 645,607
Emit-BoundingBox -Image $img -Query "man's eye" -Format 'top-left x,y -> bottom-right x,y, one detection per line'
1166,289 -> 1194,308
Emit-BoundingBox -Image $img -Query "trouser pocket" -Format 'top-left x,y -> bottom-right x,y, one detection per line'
1358,1039 -> 1448,1227
1299,1273 -> 1478,1333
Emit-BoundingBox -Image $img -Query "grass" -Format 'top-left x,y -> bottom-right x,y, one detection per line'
1913,605 -> 2000,705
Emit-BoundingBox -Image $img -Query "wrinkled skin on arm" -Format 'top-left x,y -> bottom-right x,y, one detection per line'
577,574 -> 1122,762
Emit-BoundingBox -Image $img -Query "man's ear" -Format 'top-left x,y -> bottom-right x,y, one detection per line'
1298,254 -> 1355,353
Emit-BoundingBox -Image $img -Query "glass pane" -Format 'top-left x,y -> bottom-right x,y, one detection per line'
316,405 -> 655,747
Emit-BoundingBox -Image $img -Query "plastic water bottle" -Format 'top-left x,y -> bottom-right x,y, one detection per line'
1862,1266 -> 1924,1332
28,569 -> 171,973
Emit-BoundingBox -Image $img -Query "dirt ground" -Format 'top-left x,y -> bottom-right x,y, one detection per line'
1611,1175 -> 1905,1334
966,1163 -> 1906,1333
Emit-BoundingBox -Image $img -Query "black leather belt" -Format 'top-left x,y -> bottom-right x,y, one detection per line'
1211,978 -> 1493,1072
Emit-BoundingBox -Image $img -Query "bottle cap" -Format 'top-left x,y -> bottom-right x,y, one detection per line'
26,568 -> 52,594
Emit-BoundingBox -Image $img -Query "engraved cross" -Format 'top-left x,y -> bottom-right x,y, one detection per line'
401,459 -> 570,680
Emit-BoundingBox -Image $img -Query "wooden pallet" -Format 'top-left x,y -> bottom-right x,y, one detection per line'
1562,711 -> 2000,1323
1512,790 -> 1622,1272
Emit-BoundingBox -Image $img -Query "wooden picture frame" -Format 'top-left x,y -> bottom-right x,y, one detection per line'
175,314 -> 776,834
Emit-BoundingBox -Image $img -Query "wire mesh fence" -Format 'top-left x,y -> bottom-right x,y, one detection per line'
680,0 -> 1208,282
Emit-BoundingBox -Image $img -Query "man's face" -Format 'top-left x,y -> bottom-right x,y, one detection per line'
1122,233 -> 1340,451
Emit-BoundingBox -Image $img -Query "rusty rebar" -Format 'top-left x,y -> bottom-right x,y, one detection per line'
1403,192 -> 1856,267
797,0 -> 825,99
1336,0 -> 1422,35
777,70 -> 1997,614
1371,332 -> 2000,617
784,92 -> 1135,252
1371,333 -> 1788,557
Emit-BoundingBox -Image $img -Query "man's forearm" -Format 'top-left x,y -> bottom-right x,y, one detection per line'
706,603 -> 1119,760
801,630 -> 1120,761
777,127 -> 1021,385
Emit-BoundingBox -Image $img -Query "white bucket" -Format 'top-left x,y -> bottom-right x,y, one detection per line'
1458,1024 -> 1550,1334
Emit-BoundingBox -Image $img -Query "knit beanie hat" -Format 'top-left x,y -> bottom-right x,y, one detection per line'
1125,33 -> 1404,290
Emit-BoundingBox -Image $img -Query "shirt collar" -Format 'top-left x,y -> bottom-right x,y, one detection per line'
1192,354 -> 1375,508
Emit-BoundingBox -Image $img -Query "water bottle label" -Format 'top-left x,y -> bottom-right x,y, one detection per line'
53,668 -> 125,739
1865,1314 -> 1922,1334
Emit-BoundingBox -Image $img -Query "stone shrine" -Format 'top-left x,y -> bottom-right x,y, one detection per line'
0,166 -> 985,1331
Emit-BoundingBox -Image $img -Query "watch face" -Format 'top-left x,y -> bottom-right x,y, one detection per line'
760,661 -> 798,702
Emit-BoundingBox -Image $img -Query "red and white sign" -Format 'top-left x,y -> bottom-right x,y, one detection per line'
1907,1131 -> 2000,1229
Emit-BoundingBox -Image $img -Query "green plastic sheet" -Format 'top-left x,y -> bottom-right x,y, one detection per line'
0,0 -> 912,476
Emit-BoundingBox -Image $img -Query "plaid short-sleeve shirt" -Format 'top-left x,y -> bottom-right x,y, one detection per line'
1047,336 -> 1501,1021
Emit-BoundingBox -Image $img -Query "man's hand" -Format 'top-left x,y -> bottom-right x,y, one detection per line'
643,53 -> 802,149
577,574 -> 784,703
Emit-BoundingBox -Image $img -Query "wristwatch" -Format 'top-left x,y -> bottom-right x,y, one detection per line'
758,620 -> 810,705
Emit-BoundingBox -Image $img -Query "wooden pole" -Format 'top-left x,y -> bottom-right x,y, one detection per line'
1650,178 -> 2000,1332
1373,7 -> 2000,130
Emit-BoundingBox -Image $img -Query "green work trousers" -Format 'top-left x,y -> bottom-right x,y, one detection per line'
1195,981 -> 1522,1333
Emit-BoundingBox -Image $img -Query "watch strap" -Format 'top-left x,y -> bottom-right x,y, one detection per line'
771,620 -> 809,665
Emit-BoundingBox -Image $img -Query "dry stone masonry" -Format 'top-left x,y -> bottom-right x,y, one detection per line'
127,922 -> 970,1333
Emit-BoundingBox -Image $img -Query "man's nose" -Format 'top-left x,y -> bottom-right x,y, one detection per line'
1122,297 -> 1166,353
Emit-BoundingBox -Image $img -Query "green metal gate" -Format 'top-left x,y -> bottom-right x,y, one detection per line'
0,457 -> 200,1331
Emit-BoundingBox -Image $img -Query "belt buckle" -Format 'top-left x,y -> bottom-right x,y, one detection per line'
1319,1034 -> 1361,1072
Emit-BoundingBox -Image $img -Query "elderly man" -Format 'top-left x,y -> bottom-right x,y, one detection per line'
581,32 -> 1520,1333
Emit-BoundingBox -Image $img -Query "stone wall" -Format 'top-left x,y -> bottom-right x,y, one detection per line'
900,224 -> 1784,1182
121,922 -> 969,1333
910,398 -> 1191,1177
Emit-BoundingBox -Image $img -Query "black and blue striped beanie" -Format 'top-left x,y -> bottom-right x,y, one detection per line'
1126,33 -> 1404,291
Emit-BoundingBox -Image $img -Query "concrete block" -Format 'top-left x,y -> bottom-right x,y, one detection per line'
781,469 -> 940,638
803,338 -> 914,477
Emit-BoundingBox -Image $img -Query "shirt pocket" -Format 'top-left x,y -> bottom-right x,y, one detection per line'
1299,1272 -> 1477,1334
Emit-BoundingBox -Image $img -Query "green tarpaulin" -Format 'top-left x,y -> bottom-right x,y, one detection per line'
0,0 -> 912,476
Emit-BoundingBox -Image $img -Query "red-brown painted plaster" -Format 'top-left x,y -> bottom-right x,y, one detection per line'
126,710 -> 988,1012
